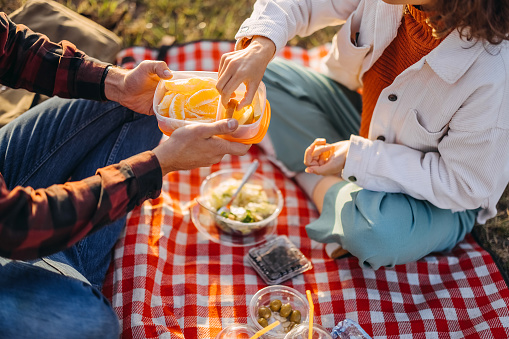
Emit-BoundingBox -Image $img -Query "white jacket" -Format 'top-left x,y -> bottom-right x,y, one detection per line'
236,0 -> 509,223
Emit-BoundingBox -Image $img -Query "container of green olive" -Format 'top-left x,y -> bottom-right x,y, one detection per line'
249,285 -> 309,338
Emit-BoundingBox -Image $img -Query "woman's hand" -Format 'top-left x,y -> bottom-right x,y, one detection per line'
304,138 -> 351,176
104,60 -> 173,115
216,36 -> 276,110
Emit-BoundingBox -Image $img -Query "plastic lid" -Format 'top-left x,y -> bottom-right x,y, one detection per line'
246,235 -> 313,285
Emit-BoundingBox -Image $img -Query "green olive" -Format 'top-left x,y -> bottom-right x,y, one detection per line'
257,317 -> 269,328
258,306 -> 272,319
289,310 -> 301,323
279,303 -> 292,317
270,299 -> 282,312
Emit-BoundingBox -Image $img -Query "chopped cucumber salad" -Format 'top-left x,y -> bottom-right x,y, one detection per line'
207,179 -> 277,223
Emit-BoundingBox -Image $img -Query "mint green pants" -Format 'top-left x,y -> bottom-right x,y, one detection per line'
263,58 -> 477,269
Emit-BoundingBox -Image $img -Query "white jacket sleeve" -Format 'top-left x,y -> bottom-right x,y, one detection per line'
343,96 -> 509,215
235,0 -> 360,52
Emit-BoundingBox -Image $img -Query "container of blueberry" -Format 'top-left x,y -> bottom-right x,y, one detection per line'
246,235 -> 312,285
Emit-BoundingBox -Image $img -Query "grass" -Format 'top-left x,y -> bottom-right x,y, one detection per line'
472,186 -> 509,278
1,0 -> 337,49
3,0 -> 509,281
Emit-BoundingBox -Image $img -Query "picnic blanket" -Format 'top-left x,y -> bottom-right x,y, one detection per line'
102,41 -> 509,338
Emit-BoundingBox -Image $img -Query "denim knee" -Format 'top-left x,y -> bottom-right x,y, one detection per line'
0,262 -> 120,339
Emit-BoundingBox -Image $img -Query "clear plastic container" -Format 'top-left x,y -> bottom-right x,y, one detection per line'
331,319 -> 372,339
248,285 -> 310,338
191,201 -> 278,247
246,235 -> 313,285
198,169 -> 283,236
215,323 -> 257,339
152,71 -> 271,144
285,324 -> 333,339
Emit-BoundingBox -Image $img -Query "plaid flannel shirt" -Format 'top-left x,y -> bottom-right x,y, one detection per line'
0,13 -> 163,259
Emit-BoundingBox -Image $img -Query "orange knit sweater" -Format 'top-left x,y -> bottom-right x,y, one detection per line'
359,5 -> 445,138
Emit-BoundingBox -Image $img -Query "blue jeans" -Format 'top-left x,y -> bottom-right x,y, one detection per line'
0,97 -> 162,338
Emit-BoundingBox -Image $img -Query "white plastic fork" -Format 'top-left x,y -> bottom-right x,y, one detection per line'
217,159 -> 260,216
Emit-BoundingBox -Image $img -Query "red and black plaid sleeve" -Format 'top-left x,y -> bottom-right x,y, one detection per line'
0,12 -> 109,100
0,151 -> 163,260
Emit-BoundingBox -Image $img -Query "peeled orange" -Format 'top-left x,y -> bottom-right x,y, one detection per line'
157,92 -> 177,117
158,76 -> 261,125
229,101 -> 259,125
164,77 -> 216,93
168,93 -> 186,120
189,99 -> 218,118
236,107 -> 254,125
187,88 -> 219,109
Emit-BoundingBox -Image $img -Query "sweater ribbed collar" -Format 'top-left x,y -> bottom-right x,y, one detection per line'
403,5 -> 443,53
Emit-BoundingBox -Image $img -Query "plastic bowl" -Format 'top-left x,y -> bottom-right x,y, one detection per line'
215,323 -> 257,339
249,285 -> 309,338
198,169 -> 283,236
153,71 -> 270,144
284,324 -> 333,339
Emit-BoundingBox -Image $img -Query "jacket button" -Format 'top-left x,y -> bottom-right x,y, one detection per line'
348,176 -> 357,182
377,135 -> 386,141
388,94 -> 398,101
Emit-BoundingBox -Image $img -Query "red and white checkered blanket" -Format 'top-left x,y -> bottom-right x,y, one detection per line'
102,42 -> 509,338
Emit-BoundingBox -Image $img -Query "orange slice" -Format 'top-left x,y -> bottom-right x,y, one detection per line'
185,111 -> 201,120
236,106 -> 254,125
184,108 -> 195,119
189,99 -> 218,118
158,92 -> 177,117
160,77 -> 222,121
164,77 -> 217,93
186,88 -> 219,109
186,110 -> 215,122
232,105 -> 247,121
168,93 -> 186,120
195,77 -> 217,89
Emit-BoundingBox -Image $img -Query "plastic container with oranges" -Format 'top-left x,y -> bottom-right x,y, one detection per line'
153,71 -> 271,144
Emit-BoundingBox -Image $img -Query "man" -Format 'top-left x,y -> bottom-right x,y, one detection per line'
0,13 -> 250,338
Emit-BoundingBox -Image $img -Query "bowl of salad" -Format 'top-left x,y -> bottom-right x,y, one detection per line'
197,168 -> 283,236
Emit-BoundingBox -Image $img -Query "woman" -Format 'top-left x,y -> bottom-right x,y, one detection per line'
216,0 -> 509,269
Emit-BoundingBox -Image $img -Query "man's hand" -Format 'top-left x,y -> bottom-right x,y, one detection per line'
104,61 -> 172,115
216,36 -> 276,110
152,119 -> 251,175
304,138 -> 351,176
